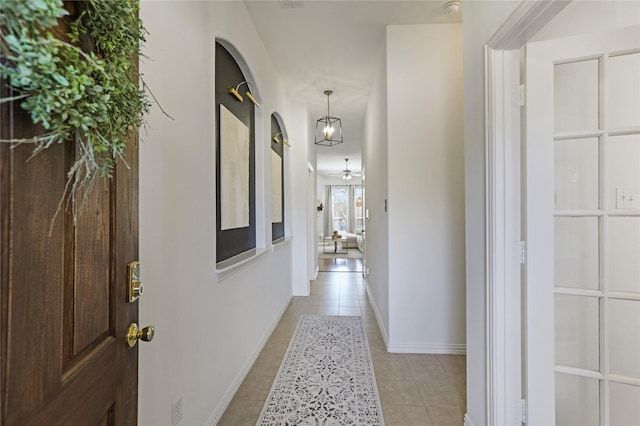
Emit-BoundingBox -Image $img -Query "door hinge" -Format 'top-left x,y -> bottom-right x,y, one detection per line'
519,240 -> 526,264
512,84 -> 525,107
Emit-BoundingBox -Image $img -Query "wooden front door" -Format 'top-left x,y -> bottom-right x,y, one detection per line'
1,6 -> 140,425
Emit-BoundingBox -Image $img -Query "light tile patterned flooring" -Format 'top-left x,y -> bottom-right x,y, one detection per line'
219,263 -> 466,425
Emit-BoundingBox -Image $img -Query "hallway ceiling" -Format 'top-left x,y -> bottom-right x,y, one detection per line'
244,0 -> 462,176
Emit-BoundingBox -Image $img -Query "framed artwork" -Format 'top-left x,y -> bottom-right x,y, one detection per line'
271,150 -> 283,223
271,114 -> 285,242
219,104 -> 250,230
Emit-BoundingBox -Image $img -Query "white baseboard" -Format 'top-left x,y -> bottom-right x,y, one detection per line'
387,342 -> 466,355
363,279 -> 465,356
206,295 -> 292,425
365,280 -> 389,348
464,413 -> 474,426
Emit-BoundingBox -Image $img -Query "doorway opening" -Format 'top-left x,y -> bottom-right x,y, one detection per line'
317,182 -> 364,272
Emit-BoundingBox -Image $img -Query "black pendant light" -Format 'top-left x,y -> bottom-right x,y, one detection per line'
315,90 -> 343,146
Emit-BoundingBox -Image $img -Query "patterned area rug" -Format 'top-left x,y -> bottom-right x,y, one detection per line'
256,315 -> 385,425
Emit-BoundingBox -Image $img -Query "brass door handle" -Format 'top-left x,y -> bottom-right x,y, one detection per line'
126,323 -> 155,348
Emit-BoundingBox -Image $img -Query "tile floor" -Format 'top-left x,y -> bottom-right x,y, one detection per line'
317,256 -> 364,272
218,264 -> 466,425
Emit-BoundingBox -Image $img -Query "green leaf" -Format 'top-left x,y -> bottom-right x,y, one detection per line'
52,73 -> 69,86
29,0 -> 49,11
0,0 -> 158,204
4,34 -> 20,49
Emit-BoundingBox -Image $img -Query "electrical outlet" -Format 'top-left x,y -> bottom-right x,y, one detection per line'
172,397 -> 182,426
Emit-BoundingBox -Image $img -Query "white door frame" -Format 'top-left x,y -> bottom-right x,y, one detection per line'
484,1 -> 570,424
307,162 -> 317,282
485,45 -> 523,426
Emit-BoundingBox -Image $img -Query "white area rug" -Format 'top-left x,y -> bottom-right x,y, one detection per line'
256,315 -> 385,425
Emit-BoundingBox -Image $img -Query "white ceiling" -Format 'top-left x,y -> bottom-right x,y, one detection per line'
244,0 -> 462,175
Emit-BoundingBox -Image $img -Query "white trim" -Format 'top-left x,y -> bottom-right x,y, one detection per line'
484,1 -> 570,425
365,280 -> 389,348
484,47 -> 523,426
215,247 -> 270,282
387,343 -> 466,355
463,413 -> 475,426
306,164 -> 316,286
206,295 -> 292,426
487,0 -> 571,50
272,235 -> 293,250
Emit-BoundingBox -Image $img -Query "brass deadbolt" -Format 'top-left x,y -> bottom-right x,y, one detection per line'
127,261 -> 144,303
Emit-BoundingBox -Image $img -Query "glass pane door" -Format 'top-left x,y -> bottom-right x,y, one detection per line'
553,51 -> 640,426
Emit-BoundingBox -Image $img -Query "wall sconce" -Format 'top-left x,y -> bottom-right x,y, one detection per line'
229,81 -> 260,107
272,131 -> 291,147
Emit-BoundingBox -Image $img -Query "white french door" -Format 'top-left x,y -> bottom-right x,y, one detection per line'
525,25 -> 640,425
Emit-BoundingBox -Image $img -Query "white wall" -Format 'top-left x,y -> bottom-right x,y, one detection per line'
531,0 -> 640,42
138,2 -> 305,424
287,100 -> 314,295
363,46 -> 390,342
385,24 -> 465,353
462,2 -> 520,424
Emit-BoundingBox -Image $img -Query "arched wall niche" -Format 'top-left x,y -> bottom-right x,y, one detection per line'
215,39 -> 265,266
270,112 -> 287,243
271,111 -> 288,138
215,38 -> 262,104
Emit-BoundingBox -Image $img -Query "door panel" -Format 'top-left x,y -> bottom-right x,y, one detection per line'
555,372 -> 600,426
608,216 -> 640,293
71,178 -> 111,357
525,25 -> 640,425
1,3 -> 139,424
553,59 -> 600,133
1,141 -> 67,424
608,52 -> 640,128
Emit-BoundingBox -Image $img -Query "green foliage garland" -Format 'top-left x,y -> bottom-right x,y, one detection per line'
0,0 -> 150,202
